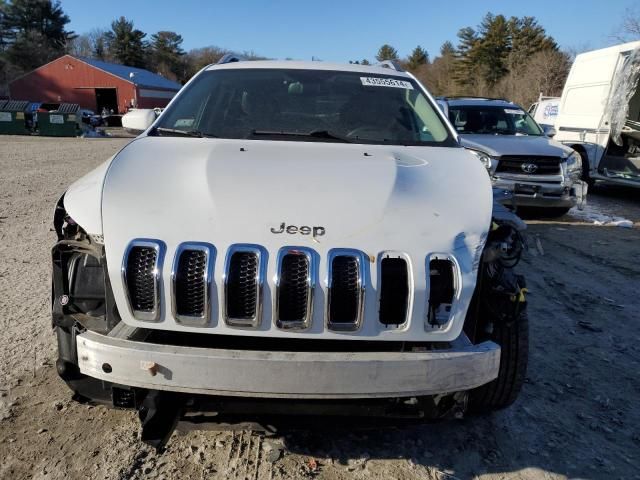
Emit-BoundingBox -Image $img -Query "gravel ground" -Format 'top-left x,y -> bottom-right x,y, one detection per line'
1,136 -> 639,480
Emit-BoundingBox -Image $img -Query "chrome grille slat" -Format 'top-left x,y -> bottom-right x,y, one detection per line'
171,242 -> 214,326
223,244 -> 265,327
121,239 -> 163,322
275,247 -> 316,330
327,249 -> 366,331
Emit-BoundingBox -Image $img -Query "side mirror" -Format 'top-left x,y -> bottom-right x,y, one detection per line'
542,125 -> 556,138
122,109 -> 157,135
436,100 -> 449,117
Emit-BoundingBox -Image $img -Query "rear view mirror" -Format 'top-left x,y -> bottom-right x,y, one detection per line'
122,109 -> 157,135
542,125 -> 556,137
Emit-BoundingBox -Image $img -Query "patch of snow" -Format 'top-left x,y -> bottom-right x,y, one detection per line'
567,204 -> 634,228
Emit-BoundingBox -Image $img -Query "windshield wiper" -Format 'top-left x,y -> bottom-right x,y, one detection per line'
149,127 -> 217,138
249,129 -> 353,143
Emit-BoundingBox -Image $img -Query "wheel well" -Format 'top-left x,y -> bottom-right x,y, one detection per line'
569,144 -> 589,176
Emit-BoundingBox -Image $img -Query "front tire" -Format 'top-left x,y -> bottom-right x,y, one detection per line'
468,309 -> 529,412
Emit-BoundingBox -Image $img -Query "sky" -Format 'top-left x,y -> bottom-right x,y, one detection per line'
62,0 -> 639,62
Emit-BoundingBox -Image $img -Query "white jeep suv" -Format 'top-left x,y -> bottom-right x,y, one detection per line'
52,57 -> 529,448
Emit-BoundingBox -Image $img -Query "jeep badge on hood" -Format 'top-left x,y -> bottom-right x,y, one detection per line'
270,222 -> 325,238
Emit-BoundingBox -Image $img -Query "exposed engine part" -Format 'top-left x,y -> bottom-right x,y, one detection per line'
428,259 -> 456,327
52,196 -> 121,338
465,207 -> 528,343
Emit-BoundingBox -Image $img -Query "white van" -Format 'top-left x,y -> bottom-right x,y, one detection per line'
528,95 -> 561,130
553,41 -> 640,187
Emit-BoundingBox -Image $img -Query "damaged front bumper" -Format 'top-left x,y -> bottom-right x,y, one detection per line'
73,327 -> 500,400
493,175 -> 587,209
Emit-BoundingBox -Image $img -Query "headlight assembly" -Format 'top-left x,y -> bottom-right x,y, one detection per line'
467,149 -> 492,171
565,151 -> 582,176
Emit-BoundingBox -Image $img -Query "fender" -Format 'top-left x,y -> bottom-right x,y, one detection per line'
58,156 -> 115,235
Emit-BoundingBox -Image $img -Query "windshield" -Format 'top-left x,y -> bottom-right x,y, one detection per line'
155,68 -> 454,146
448,105 -> 543,136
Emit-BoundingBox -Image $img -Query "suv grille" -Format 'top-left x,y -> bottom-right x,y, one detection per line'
496,155 -> 562,175
123,241 -> 161,321
275,248 -> 315,329
224,246 -> 264,327
174,249 -> 207,318
327,251 -> 365,331
379,257 -> 409,325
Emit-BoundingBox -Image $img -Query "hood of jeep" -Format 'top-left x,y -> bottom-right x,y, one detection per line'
102,137 -> 490,246
101,137 -> 492,338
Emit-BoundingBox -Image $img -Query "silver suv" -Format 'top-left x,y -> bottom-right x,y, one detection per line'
441,97 -> 587,216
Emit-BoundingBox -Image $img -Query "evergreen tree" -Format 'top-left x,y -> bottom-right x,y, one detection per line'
453,26 -> 480,89
440,41 -> 456,58
376,44 -> 399,62
360,58 -> 371,65
0,0 -> 9,52
406,45 -> 429,71
508,16 -> 557,69
1,0 -> 74,70
105,17 -> 147,67
452,12 -> 558,93
150,30 -> 184,80
475,13 -> 511,87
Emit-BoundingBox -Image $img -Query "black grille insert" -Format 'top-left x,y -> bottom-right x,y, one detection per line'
278,253 -> 310,322
175,249 -> 207,318
329,255 -> 360,326
226,251 -> 259,321
379,257 -> 409,325
496,155 -> 562,175
125,246 -> 158,313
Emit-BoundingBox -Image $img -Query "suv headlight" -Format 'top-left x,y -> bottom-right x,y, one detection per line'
467,149 -> 492,171
565,151 -> 582,177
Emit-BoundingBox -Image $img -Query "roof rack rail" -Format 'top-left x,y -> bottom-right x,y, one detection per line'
376,60 -> 405,72
438,95 -> 513,103
217,54 -> 245,65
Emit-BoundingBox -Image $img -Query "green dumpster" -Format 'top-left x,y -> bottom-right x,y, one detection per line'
0,100 -> 30,135
37,103 -> 80,137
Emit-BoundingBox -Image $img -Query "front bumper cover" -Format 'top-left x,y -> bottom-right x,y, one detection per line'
76,330 -> 500,399
493,177 -> 587,208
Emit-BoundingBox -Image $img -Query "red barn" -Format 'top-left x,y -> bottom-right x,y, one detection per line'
9,55 -> 182,113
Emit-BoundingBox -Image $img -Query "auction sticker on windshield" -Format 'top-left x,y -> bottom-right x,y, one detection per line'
360,77 -> 414,89
505,109 -> 525,115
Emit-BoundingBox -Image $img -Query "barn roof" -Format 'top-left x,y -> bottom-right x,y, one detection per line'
78,57 -> 182,91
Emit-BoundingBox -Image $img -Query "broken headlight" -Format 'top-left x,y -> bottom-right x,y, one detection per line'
467,149 -> 493,171
565,151 -> 582,178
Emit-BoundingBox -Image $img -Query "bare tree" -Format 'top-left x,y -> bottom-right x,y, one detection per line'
67,33 -> 92,57
496,49 -> 571,106
414,41 -> 460,96
613,6 -> 640,42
